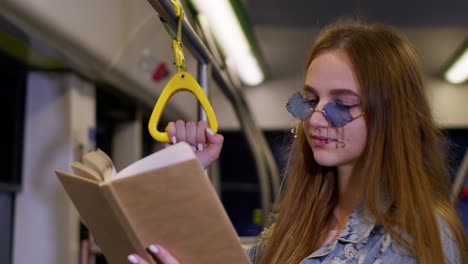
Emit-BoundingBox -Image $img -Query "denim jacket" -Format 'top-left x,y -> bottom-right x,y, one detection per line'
248,205 -> 461,264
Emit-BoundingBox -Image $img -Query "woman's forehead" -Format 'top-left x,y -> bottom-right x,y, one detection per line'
305,50 -> 360,95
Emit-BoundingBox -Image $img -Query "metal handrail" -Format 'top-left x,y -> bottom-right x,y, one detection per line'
146,0 -> 280,225
451,148 -> 468,204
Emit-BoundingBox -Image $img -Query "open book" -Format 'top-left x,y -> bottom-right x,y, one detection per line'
55,142 -> 251,264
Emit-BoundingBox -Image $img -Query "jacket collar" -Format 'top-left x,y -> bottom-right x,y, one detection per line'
305,203 -> 377,259
337,203 -> 376,243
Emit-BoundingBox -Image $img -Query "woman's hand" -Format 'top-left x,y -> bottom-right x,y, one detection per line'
165,120 -> 224,169
127,244 -> 179,264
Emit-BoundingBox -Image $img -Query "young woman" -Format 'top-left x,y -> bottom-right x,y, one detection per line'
128,20 -> 468,264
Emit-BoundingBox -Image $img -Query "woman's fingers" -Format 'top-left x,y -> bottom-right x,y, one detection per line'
175,120 -> 186,143
167,121 -> 198,146
127,253 -> 150,264
164,120 -> 224,169
185,121 -> 197,150
127,244 -> 179,264
196,121 -> 208,151
147,244 -> 180,264
165,121 -> 177,144
196,128 -> 224,168
191,124 -> 223,169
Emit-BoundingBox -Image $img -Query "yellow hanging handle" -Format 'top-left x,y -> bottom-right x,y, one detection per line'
148,1 -> 218,142
148,71 -> 218,142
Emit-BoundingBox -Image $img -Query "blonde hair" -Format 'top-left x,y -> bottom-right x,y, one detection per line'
260,20 -> 468,264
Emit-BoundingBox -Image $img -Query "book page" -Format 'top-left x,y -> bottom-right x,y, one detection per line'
95,149 -> 117,181
71,162 -> 102,182
113,142 -> 196,180
82,149 -> 116,180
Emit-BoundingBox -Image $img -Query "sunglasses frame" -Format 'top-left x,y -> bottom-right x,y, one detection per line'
285,92 -> 365,127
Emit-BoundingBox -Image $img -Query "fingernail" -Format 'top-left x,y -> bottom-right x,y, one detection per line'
191,146 -> 197,152
171,136 -> 177,144
206,128 -> 215,136
197,143 -> 203,151
148,244 -> 159,254
127,254 -> 139,264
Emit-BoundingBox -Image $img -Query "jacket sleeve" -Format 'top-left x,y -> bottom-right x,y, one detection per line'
437,215 -> 461,264
247,244 -> 258,263
247,239 -> 269,264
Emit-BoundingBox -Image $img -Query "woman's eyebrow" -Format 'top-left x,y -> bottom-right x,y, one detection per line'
329,89 -> 360,97
303,85 -> 317,94
303,85 -> 359,97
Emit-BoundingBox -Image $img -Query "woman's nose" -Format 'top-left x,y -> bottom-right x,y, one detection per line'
307,108 -> 329,128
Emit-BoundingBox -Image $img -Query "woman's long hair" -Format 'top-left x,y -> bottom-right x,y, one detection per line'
260,20 -> 468,264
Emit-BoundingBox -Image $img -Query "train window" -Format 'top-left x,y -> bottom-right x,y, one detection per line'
0,49 -> 27,264
0,50 -> 26,189
219,130 -> 291,237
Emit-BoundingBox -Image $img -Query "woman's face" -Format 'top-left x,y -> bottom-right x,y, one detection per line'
303,50 -> 367,169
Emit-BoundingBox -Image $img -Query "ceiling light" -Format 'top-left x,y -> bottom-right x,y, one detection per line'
189,0 -> 264,86
444,44 -> 468,84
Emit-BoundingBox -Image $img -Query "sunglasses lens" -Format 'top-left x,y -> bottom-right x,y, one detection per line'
287,92 -> 312,121
286,93 -> 355,126
323,100 -> 353,127
297,102 -> 313,121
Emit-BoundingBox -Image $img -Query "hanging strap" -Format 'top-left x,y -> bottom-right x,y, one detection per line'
148,0 -> 218,143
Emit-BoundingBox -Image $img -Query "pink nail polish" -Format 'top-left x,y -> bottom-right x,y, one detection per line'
206,128 -> 215,136
148,244 -> 159,254
127,254 -> 139,264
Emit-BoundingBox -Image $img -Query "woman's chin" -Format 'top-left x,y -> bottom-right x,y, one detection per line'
313,155 -> 339,167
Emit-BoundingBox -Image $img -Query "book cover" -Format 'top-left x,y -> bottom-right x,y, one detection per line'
55,142 -> 251,264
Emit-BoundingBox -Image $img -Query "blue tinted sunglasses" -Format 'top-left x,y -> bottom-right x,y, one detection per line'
285,92 -> 365,127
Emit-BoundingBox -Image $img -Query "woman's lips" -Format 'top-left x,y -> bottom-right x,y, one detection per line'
311,136 -> 336,147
